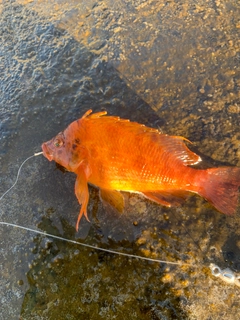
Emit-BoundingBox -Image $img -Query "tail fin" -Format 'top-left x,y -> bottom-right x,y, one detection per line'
198,167 -> 240,215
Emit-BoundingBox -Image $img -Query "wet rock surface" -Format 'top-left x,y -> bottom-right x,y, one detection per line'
0,1 -> 239,319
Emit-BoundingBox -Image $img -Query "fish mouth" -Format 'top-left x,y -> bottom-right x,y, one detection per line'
41,143 -> 53,161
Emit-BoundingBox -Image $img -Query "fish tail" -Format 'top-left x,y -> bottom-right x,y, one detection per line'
197,167 -> 240,215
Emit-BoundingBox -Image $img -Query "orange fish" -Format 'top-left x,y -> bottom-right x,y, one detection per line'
42,109 -> 240,230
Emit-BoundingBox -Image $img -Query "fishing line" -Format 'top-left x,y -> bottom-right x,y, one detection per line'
2,151 -> 239,286
0,221 -> 191,267
0,151 -> 192,267
0,152 -> 43,201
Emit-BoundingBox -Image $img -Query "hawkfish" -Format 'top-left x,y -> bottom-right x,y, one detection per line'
42,109 -> 240,231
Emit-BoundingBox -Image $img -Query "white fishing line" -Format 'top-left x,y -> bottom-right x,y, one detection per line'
0,150 -> 191,266
0,221 -> 190,266
0,152 -> 43,201
2,150 -> 240,285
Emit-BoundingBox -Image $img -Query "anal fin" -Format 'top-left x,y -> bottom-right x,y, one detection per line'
99,189 -> 124,213
142,190 -> 190,207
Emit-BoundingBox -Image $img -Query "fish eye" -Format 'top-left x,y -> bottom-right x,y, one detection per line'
54,137 -> 63,148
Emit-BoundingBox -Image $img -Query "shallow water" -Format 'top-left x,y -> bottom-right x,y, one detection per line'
0,1 -> 240,319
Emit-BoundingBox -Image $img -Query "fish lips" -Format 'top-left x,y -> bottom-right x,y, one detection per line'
41,142 -> 54,161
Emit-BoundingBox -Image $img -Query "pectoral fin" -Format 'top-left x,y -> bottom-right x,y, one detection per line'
99,189 -> 124,213
75,170 -> 90,231
142,190 -> 190,207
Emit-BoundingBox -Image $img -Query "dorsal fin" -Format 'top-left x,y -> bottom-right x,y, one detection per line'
156,134 -> 201,165
138,130 -> 201,166
85,110 -> 108,119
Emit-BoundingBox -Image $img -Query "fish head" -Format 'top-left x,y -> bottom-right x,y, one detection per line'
41,121 -> 86,172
